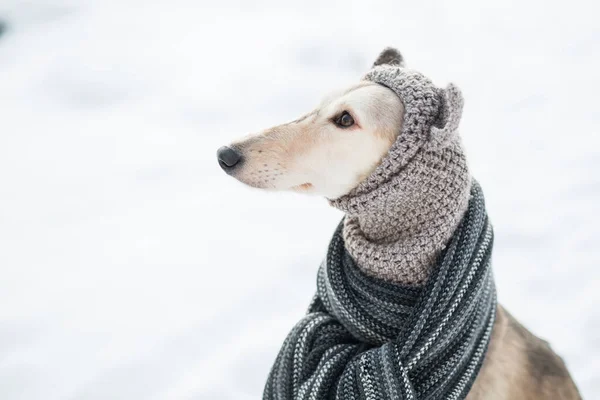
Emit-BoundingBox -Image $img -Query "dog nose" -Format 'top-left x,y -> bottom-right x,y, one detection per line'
217,146 -> 243,170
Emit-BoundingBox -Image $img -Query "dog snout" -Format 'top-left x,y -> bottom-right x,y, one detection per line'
217,146 -> 243,171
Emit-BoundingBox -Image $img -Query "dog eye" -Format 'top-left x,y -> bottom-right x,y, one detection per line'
335,111 -> 355,128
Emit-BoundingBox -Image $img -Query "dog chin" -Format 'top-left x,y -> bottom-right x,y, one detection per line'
233,174 -> 318,195
235,178 -> 274,190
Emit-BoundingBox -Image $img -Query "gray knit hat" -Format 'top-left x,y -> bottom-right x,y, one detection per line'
330,48 -> 471,285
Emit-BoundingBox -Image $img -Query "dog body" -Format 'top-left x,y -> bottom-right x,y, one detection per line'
217,50 -> 581,399
468,305 -> 580,399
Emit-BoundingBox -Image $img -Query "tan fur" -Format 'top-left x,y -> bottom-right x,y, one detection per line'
226,81 -> 402,199
467,306 -> 581,399
221,79 -> 581,398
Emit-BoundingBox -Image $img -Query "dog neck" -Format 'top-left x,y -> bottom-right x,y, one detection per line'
329,143 -> 471,286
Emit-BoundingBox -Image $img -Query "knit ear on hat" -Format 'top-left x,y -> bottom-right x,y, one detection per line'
372,47 -> 405,67
426,83 -> 464,150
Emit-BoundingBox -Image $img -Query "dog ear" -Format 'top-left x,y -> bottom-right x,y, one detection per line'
373,47 -> 405,67
426,84 -> 464,150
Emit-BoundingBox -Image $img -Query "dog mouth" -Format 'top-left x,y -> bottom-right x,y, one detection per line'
291,183 -> 313,191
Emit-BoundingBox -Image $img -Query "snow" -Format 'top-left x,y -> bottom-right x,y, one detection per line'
0,0 -> 598,398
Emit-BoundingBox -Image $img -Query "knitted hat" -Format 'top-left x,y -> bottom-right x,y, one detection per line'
329,48 -> 472,285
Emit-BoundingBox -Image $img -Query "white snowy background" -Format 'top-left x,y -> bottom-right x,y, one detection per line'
0,0 -> 598,398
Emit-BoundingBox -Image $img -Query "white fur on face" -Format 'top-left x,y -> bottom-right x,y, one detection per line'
223,81 -> 404,199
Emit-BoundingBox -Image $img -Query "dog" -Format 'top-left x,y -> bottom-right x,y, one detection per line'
216,49 -> 581,399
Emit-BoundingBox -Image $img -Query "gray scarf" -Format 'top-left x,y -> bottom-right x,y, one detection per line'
263,182 -> 496,400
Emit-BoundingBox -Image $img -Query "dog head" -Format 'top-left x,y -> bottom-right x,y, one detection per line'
217,49 -> 405,199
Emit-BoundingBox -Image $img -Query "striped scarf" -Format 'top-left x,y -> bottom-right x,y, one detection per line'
263,182 -> 496,400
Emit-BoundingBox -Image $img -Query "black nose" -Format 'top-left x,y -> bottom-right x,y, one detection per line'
217,146 -> 243,171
